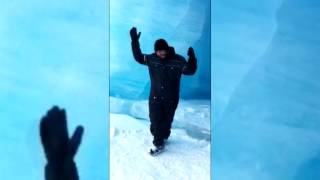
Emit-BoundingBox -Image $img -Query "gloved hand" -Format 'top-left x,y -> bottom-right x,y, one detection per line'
188,47 -> 195,59
168,46 -> 176,58
130,27 -> 141,41
40,106 -> 84,180
169,46 -> 175,55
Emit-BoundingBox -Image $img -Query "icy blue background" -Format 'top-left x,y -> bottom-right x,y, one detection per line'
110,0 -> 211,100
0,0 -> 108,179
213,0 -> 320,179
1,0 -> 320,179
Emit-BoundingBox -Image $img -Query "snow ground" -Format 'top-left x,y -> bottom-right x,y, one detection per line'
110,97 -> 211,180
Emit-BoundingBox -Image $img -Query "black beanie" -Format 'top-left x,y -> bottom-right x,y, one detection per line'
154,39 -> 169,51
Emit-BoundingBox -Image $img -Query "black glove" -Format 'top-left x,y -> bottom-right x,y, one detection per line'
130,27 -> 141,41
40,106 -> 84,180
169,46 -> 176,58
169,46 -> 175,54
188,47 -> 195,59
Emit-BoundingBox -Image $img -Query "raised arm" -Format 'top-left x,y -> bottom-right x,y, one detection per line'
182,47 -> 197,75
130,27 -> 147,65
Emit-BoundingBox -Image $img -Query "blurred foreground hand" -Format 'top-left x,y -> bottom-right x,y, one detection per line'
40,106 -> 84,180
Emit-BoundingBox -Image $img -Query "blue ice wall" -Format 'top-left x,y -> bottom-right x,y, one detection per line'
213,0 -> 320,179
0,0 -> 108,179
110,0 -> 211,100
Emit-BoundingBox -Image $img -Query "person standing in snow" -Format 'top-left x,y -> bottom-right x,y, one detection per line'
130,27 -> 197,152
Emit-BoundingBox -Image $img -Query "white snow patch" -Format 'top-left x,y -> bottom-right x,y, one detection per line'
110,112 -> 210,180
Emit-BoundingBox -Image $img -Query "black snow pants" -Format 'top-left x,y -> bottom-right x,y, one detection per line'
149,99 -> 179,146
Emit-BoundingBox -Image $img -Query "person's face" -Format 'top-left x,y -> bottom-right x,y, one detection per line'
156,50 -> 168,59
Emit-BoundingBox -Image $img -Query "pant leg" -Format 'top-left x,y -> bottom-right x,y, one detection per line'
148,100 -> 165,146
163,100 -> 178,139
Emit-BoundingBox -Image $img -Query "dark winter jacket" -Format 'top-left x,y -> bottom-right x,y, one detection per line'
131,40 -> 197,103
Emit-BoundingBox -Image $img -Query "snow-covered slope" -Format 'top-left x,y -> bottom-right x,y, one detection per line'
110,98 -> 210,180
